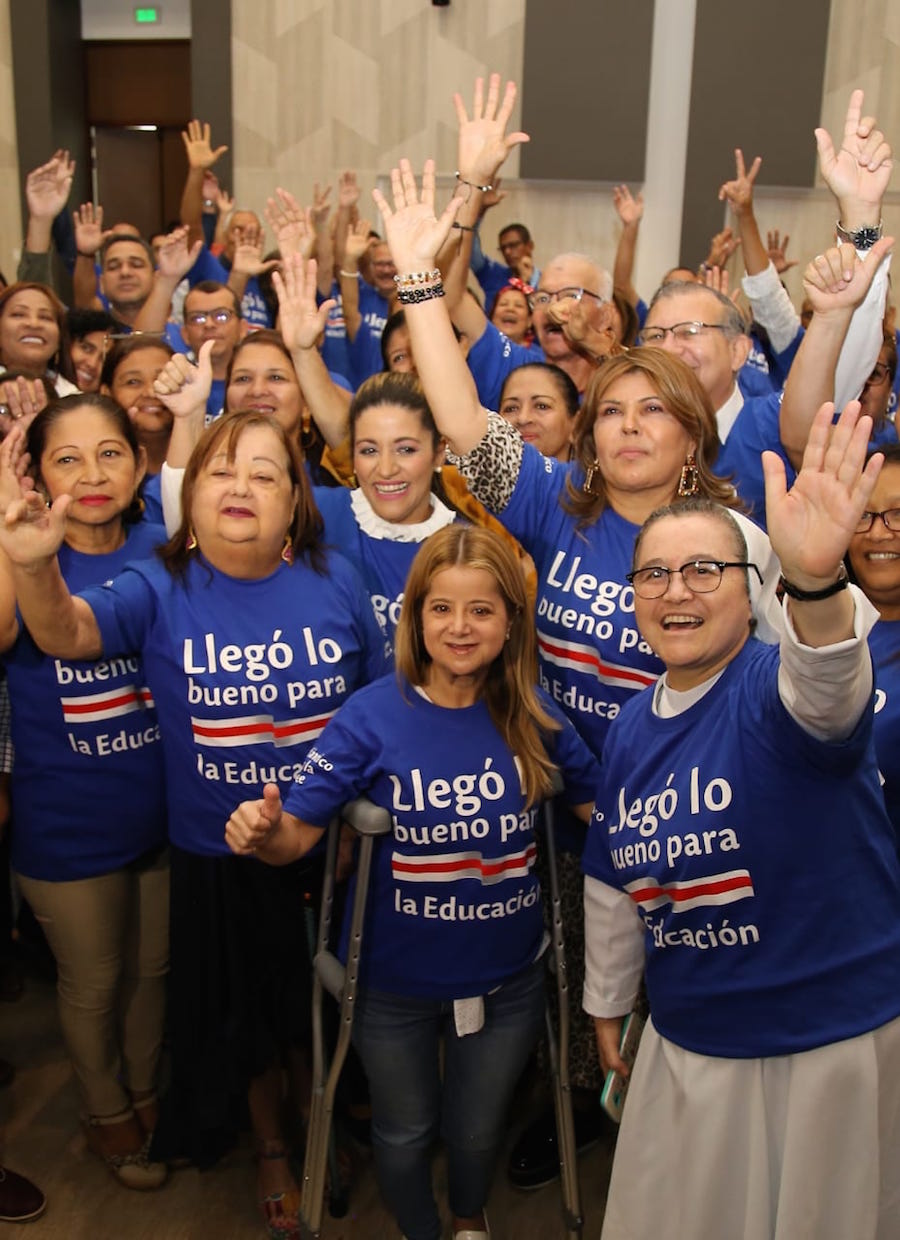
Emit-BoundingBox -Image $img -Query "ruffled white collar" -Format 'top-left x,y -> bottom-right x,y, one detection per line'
350,486 -> 456,542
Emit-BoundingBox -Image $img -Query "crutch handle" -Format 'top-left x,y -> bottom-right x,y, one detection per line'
341,799 -> 393,837
314,950 -> 346,1002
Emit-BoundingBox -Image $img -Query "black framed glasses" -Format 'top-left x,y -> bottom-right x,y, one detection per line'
856,508 -> 900,533
637,321 -> 729,345
627,559 -> 763,599
185,309 -> 237,326
528,287 -> 605,311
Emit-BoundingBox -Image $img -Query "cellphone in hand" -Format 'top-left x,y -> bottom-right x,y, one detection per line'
600,1010 -> 645,1124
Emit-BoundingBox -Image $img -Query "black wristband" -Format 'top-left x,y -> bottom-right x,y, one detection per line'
779,567 -> 849,601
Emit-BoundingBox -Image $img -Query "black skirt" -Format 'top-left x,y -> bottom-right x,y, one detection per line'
151,844 -> 322,1167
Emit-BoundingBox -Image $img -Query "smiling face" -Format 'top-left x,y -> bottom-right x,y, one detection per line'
189,423 -> 298,575
848,461 -> 900,618
634,512 -> 752,690
499,366 -> 574,461
0,289 -> 60,373
226,341 -> 303,435
182,288 -> 242,367
590,372 -> 696,515
383,323 -> 416,375
353,403 -> 444,525
420,564 -> 510,699
370,242 -> 397,297
532,256 -> 604,362
70,330 -> 110,392
106,345 -> 174,439
38,405 -> 144,534
642,287 -> 748,410
491,288 -> 531,343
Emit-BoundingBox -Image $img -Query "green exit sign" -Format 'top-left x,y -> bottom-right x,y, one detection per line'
134,7 -> 160,22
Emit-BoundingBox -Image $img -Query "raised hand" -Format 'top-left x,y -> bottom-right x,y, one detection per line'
703,226 -> 741,269
344,218 -> 373,265
73,203 -> 110,257
310,182 -> 332,229
612,184 -> 644,227
215,186 -> 235,218
338,170 -> 360,211
802,235 -> 894,317
560,297 -> 620,359
0,428 -> 69,566
265,188 -> 314,260
718,148 -> 761,218
0,378 -> 49,437
479,178 -> 507,213
273,254 -> 335,354
766,229 -> 797,273
225,783 -> 283,856
763,399 -> 882,585
152,341 -> 214,420
373,159 -> 462,275
0,426 -> 34,513
231,232 -> 278,278
815,90 -> 892,221
155,225 -> 203,281
181,118 -> 228,171
25,150 -> 75,221
454,73 -> 529,189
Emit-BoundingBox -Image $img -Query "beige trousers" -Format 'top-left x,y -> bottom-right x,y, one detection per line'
17,851 -> 169,1118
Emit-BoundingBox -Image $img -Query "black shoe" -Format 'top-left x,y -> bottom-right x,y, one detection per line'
0,1166 -> 46,1222
507,1104 -> 609,1191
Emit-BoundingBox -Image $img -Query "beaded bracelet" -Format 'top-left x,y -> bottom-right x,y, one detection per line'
393,269 -> 441,291
455,171 -> 493,193
397,283 -> 445,305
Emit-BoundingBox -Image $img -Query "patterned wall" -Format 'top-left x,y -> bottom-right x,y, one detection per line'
0,0 -> 21,282
231,0 -> 525,232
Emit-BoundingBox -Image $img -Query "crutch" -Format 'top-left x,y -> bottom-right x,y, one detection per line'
542,774 -> 584,1238
299,798 -> 392,1240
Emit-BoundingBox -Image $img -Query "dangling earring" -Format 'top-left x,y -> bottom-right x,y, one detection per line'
583,459 -> 602,495
678,455 -> 699,498
186,528 -> 198,551
281,535 -> 294,565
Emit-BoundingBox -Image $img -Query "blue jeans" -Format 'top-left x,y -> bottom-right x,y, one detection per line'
352,958 -> 546,1240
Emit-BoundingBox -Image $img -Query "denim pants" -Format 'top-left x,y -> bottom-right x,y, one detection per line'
352,957 -> 546,1240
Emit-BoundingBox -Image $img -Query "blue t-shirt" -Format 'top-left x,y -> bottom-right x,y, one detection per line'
81,552 -> 388,856
715,393 -> 793,530
320,281 -> 352,383
869,619 -> 900,844
582,638 -> 900,1058
5,523 -> 167,881
314,488 -> 457,645
467,321 -> 546,412
284,674 -> 598,997
348,282 -> 390,389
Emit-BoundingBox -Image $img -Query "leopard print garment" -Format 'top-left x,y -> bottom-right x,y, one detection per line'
445,410 -> 524,514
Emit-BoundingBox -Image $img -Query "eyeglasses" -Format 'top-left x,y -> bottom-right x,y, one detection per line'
856,508 -> 900,533
637,322 -> 729,345
864,362 -> 892,385
185,309 -> 237,326
528,287 -> 605,310
627,559 -> 763,599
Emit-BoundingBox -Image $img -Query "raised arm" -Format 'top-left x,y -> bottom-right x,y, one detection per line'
179,119 -> 229,249
274,254 -> 350,449
225,783 -> 324,865
0,430 -> 101,659
780,237 -> 892,467
764,400 -> 879,646
375,160 -> 486,454
611,184 -> 644,307
71,204 -> 109,310
337,218 -> 370,341
438,74 -> 529,344
20,150 -> 75,286
133,226 -> 202,333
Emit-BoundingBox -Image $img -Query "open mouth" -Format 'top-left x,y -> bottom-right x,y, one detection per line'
76,367 -> 96,387
221,506 -> 254,517
864,551 -> 900,560
18,335 -> 47,346
661,614 -> 703,630
373,482 -> 409,496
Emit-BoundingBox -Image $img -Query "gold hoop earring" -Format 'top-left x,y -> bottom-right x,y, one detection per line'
677,455 -> 699,498
281,535 -> 294,565
185,528 -> 198,551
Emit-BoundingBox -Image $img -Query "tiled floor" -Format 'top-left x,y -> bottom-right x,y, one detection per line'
0,978 -> 616,1238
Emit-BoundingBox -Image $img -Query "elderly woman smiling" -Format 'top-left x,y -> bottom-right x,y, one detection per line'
582,401 -> 900,1240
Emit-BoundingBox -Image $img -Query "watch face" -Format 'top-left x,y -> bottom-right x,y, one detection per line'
838,221 -> 883,249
